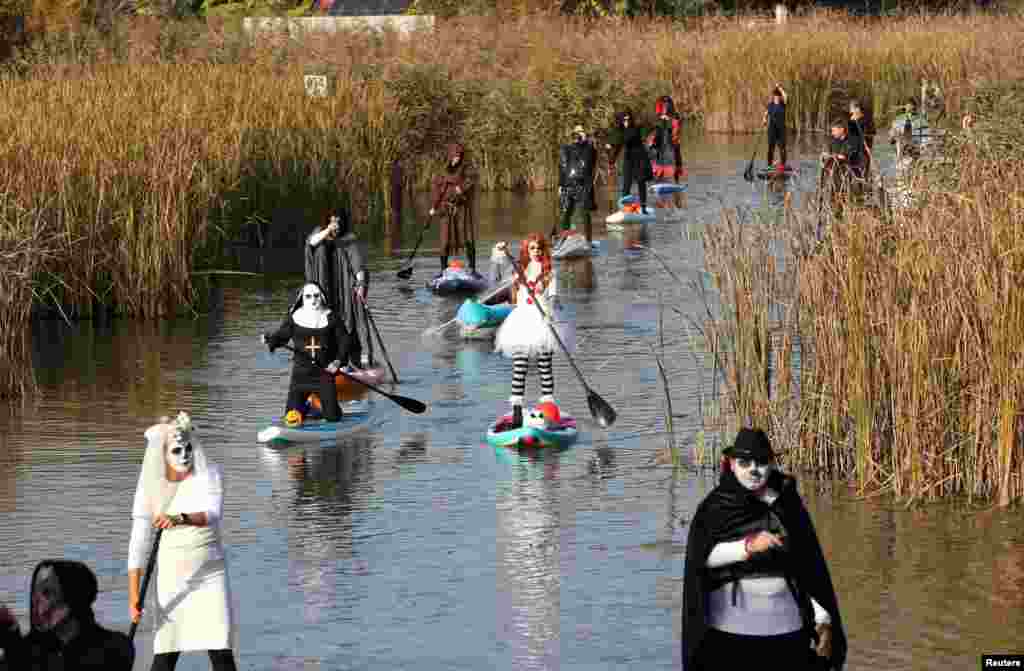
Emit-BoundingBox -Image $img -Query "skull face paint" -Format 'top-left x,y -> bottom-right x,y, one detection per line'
731,457 -> 774,491
32,565 -> 70,632
167,430 -> 194,474
302,284 -> 325,312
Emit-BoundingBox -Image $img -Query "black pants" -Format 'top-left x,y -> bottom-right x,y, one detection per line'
767,127 -> 787,165
286,371 -> 341,421
151,649 -> 237,671
621,161 -> 648,208
695,627 -> 817,671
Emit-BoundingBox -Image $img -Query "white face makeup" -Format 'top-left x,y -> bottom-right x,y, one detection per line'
167,431 -> 194,474
731,457 -> 774,491
301,284 -> 325,312
528,241 -> 542,263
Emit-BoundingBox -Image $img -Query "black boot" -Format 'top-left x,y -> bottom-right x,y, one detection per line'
440,256 -> 448,273
465,242 -> 477,274
511,405 -> 523,429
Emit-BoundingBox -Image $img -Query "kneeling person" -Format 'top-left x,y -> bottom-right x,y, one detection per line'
261,282 -> 358,423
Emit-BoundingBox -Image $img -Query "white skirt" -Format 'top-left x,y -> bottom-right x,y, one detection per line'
494,301 -> 575,358
154,527 -> 235,654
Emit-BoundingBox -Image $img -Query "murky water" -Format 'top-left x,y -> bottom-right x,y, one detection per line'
1,134 -> 1021,670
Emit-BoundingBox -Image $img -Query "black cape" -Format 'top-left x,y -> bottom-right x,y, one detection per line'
682,469 -> 847,671
304,230 -> 371,365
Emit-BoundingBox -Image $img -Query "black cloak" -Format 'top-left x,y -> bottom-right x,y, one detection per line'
304,215 -> 371,365
0,560 -> 135,670
682,468 -> 847,671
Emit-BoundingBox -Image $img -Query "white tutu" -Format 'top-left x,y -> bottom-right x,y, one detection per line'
495,301 -> 575,357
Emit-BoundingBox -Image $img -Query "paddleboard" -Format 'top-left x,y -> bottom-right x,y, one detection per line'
427,267 -> 490,295
648,182 -> 688,196
456,298 -> 513,339
552,233 -> 598,259
257,400 -> 370,445
606,195 -> 657,224
486,413 -> 579,449
757,166 -> 798,180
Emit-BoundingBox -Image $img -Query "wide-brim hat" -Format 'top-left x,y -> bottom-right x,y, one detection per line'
722,428 -> 775,461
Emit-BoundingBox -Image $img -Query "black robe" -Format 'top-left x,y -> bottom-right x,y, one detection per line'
304,230 -> 371,366
265,311 -> 358,381
558,139 -> 598,211
682,469 -> 847,671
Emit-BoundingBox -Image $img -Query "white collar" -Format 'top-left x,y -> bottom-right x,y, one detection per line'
293,306 -> 330,329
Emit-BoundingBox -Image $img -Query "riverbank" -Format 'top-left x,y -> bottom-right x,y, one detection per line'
695,81 -> 1024,505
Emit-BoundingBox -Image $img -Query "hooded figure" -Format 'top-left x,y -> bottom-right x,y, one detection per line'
557,124 -> 598,244
305,210 -> 370,367
682,428 -> 847,671
261,282 -> 358,423
127,413 -> 239,671
606,109 -> 654,209
0,560 -> 134,670
648,95 -> 683,182
428,142 -> 479,274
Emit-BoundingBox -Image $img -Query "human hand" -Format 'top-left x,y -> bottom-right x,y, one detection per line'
0,604 -> 17,628
428,208 -> 436,217
455,186 -> 462,195
130,602 -> 143,624
744,531 -> 784,555
815,623 -> 833,658
326,360 -> 341,375
153,513 -> 181,530
355,285 -> 367,304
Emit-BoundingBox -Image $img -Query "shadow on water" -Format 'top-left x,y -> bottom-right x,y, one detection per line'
0,133 -> 1021,670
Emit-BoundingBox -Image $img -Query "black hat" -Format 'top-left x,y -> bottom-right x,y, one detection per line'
722,428 -> 775,461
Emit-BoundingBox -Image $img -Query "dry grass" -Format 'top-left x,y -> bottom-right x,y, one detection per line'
692,84 -> 1024,506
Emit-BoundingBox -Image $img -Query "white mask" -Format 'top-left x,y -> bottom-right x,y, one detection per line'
301,284 -> 325,312
167,430 -> 194,473
731,457 -> 774,491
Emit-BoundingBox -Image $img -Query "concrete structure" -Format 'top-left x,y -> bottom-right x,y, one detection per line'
243,14 -> 433,38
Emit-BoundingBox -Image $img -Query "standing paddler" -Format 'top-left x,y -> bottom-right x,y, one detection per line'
606,109 -> 654,211
648,95 -> 684,183
305,210 -> 370,368
763,84 -> 788,170
682,428 -> 847,671
428,142 -> 479,276
556,124 -> 598,246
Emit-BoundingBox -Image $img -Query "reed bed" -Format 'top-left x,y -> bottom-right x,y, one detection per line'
692,83 -> 1024,505
2,11 -> 1024,402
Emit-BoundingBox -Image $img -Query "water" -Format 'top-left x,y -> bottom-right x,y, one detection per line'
1,134 -> 1021,670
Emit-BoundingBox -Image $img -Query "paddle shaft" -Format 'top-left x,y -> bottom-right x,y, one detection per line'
398,183 -> 449,276
278,343 -> 426,414
129,528 -> 163,642
337,258 -> 400,384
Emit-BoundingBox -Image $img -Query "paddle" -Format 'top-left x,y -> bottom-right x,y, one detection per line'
421,279 -> 513,339
278,343 -> 426,414
129,528 -> 162,642
743,134 -> 762,182
397,183 -> 449,280
336,257 -> 400,384
502,249 -> 617,428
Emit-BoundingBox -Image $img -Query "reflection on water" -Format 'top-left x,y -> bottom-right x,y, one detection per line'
0,134 -> 1021,670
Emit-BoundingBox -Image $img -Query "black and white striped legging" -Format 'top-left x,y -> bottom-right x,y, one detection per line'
512,351 -> 554,400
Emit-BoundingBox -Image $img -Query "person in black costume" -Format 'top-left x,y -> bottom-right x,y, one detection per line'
763,84 -> 788,167
682,428 -> 847,671
305,210 -> 370,368
606,109 -> 654,210
0,560 -> 134,671
557,124 -> 598,244
261,282 -> 358,423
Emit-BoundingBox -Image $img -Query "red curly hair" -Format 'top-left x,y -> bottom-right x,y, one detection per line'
512,233 -> 553,305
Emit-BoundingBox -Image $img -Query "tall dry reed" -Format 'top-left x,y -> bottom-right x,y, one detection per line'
692,83 -> 1023,505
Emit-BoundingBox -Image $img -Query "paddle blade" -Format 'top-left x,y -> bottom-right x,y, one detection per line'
587,389 -> 617,428
393,394 -> 427,414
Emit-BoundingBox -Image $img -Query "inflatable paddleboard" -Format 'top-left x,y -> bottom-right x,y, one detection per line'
552,233 -> 598,259
486,413 -> 578,449
606,195 -> 657,224
456,298 -> 513,339
648,182 -> 688,196
757,166 -> 798,180
335,366 -> 386,393
427,266 -> 489,295
257,400 -> 370,445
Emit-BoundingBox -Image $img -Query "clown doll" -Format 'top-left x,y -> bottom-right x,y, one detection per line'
494,234 -> 574,428
261,282 -> 359,423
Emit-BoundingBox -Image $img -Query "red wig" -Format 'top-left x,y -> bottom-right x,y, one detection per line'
512,233 -> 553,304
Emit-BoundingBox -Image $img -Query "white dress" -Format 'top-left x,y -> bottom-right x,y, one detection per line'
494,264 -> 575,357
129,465 -> 235,654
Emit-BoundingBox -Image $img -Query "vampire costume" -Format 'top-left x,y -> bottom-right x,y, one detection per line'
682,428 -> 847,671
0,560 -> 135,670
305,210 -> 370,368
263,283 -> 358,422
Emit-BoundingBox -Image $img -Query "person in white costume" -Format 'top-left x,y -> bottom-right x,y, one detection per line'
128,412 -> 237,671
494,233 -> 575,428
